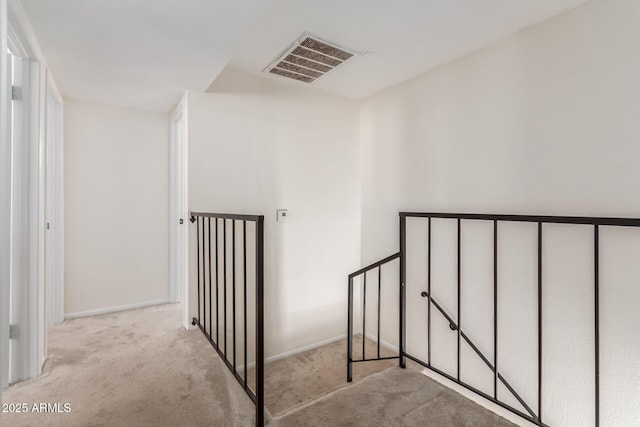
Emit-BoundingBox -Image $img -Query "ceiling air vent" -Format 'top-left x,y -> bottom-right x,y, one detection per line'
264,34 -> 357,83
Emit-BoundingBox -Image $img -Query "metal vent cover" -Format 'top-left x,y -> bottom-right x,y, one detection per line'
264,34 -> 357,84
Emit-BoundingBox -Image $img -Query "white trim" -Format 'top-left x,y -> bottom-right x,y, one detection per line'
415,366 -> 532,427
64,300 -> 172,320
7,22 -> 29,58
35,59 -> 47,378
7,2 -> 53,68
169,96 -> 185,304
44,80 -> 64,325
363,331 -> 399,353
236,334 -> 347,371
8,54 -> 42,384
45,72 -> 63,106
267,334 -> 347,364
169,91 -> 190,330
1,0 -> 11,392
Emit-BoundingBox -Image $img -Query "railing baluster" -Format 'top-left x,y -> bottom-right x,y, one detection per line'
347,276 -> 353,382
427,217 -> 431,366
215,218 -> 219,347
347,211 -> 640,427
203,217 -> 208,334
363,272 -> 366,360
208,218 -> 212,339
419,286 -> 537,420
197,216 -> 201,326
594,225 -> 600,427
377,266 -> 381,359
203,219 -> 207,336
255,218 -> 265,427
537,222 -> 543,424
243,220 -> 248,390
457,218 -> 461,381
224,219 -> 227,359
233,219 -> 237,370
346,253 -> 401,368
494,219 -> 498,399
190,213 -> 265,427
399,215 -> 406,368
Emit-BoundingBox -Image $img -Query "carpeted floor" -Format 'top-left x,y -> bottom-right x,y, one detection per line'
2,303 -> 517,427
2,304 -> 255,427
270,367 -> 517,427
261,335 -> 396,416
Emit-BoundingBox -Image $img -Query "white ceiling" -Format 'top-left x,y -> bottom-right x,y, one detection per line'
19,0 -> 590,111
227,0 -> 589,98
19,0 -> 272,112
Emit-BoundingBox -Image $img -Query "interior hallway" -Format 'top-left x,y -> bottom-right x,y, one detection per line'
4,304 -> 516,426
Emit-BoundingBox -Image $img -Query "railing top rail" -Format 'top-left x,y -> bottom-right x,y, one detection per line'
348,252 -> 400,279
400,212 -> 640,227
191,212 -> 264,222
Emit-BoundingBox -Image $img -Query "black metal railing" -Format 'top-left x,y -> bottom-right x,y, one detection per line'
348,211 -> 640,427
191,212 -> 264,427
347,252 -> 401,382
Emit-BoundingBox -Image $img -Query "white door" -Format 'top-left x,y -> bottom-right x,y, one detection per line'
8,50 -> 24,384
1,45 -> 12,391
7,51 -> 42,384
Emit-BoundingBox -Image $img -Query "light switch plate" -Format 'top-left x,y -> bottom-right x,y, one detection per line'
276,209 -> 289,222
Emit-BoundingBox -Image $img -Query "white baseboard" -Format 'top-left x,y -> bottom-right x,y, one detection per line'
266,334 -> 346,364
64,299 -> 171,319
363,331 -> 399,353
354,329 -> 399,352
235,332 -> 395,371
183,322 -> 198,331
233,334 -> 347,372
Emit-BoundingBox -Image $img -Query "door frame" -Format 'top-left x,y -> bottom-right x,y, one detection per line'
6,43 -> 42,385
44,77 -> 64,326
1,0 -> 11,392
169,93 -> 189,328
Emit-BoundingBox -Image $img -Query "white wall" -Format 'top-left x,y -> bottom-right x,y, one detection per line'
64,99 -> 169,316
187,67 -> 361,359
359,0 -> 640,426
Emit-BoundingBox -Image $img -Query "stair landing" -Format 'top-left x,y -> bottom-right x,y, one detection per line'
263,336 -> 518,426
262,335 -> 395,417
271,366 -> 517,427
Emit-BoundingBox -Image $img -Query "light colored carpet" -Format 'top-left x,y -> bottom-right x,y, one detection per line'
260,336 -> 397,416
270,367 -> 518,427
2,304 -> 255,427
3,303 -> 518,427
